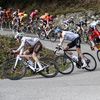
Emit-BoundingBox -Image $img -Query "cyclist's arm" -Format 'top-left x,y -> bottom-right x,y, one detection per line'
16,39 -> 25,52
89,34 -> 95,47
58,33 -> 64,46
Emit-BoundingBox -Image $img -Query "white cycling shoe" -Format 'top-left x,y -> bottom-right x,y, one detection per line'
81,59 -> 87,68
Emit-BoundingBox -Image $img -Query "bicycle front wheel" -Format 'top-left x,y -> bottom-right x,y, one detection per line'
39,58 -> 58,78
83,53 -> 97,71
3,58 -> 26,80
55,55 -> 74,75
97,50 -> 100,61
38,29 -> 46,40
49,31 -> 57,42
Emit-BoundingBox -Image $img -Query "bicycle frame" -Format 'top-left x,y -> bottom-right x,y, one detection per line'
13,48 -> 50,73
55,47 -> 83,68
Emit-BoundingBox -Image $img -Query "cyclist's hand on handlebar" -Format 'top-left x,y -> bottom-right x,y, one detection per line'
56,44 -> 62,50
90,46 -> 95,51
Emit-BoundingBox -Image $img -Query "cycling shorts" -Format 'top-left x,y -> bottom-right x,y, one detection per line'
94,37 -> 100,44
29,41 -> 42,54
67,37 -> 81,48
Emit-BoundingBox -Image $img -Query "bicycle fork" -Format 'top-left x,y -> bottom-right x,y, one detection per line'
14,56 -> 20,69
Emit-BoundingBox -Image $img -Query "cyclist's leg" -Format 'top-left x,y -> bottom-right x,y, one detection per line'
19,49 -> 33,66
31,41 -> 43,70
65,40 -> 77,60
75,37 -> 87,67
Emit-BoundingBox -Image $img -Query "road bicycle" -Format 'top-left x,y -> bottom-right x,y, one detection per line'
38,21 -> 58,42
95,43 -> 100,62
2,50 -> 58,80
54,46 -> 97,75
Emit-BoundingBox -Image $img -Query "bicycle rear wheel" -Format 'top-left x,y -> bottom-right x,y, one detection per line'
83,53 -> 97,71
55,55 -> 74,75
97,50 -> 100,61
39,58 -> 58,78
3,58 -> 26,80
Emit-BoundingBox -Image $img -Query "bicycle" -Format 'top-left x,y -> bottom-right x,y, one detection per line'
2,50 -> 58,80
95,43 -> 100,61
54,46 -> 97,75
38,21 -> 58,42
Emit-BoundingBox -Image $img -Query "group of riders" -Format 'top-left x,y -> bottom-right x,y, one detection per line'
1,6 -> 100,72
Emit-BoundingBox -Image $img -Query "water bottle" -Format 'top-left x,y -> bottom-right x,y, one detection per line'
72,55 -> 78,62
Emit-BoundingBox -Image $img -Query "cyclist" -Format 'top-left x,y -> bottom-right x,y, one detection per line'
40,13 -> 53,27
40,13 -> 54,38
12,12 -> 20,32
30,9 -> 38,20
54,27 -> 87,68
63,17 -> 74,25
12,32 -> 43,71
89,16 -> 100,30
29,9 -> 38,24
62,17 -> 75,30
88,26 -> 100,50
76,18 -> 88,34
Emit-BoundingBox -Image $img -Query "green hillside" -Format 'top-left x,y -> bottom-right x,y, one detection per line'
0,0 -> 100,15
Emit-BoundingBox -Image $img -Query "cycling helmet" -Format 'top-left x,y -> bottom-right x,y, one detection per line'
70,16 -> 74,19
54,27 -> 62,34
91,15 -> 96,20
15,32 -> 24,40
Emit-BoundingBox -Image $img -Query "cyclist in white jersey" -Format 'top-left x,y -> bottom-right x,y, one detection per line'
89,16 -> 100,29
90,20 -> 100,29
54,27 -> 87,68
13,32 -> 43,71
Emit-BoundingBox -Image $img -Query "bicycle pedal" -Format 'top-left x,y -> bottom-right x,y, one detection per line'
12,68 -> 16,72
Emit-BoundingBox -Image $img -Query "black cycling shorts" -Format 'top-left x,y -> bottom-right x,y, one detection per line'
94,37 -> 100,44
67,37 -> 81,48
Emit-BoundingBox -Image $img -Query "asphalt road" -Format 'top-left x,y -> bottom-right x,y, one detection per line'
0,29 -> 100,100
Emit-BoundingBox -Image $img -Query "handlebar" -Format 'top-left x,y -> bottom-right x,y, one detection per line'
54,46 -> 63,54
54,46 -> 76,54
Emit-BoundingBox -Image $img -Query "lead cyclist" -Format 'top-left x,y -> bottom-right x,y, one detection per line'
12,32 -> 43,71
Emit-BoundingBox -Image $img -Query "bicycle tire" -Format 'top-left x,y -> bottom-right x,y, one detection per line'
38,29 -> 46,40
49,31 -> 57,42
39,58 -> 58,78
55,55 -> 74,75
3,58 -> 27,80
83,53 -> 97,71
97,50 -> 100,61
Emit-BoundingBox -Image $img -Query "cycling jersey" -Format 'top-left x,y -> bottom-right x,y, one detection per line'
63,19 -> 74,25
40,15 -> 52,22
30,11 -> 38,19
16,37 -> 40,51
76,20 -> 87,27
89,29 -> 100,41
90,20 -> 100,29
18,12 -> 24,17
63,31 -> 79,41
6,9 -> 12,19
58,31 -> 81,48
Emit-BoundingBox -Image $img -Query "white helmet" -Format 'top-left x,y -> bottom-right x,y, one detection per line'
15,32 -> 24,39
